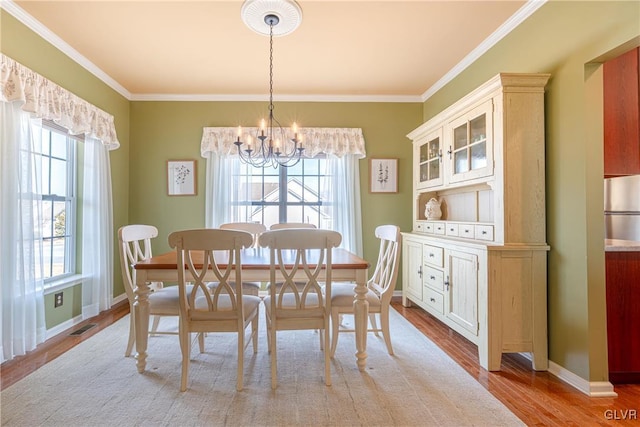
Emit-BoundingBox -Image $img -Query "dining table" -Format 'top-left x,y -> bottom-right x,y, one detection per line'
133,247 -> 370,372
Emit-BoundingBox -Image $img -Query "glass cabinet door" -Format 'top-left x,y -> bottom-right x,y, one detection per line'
416,128 -> 443,189
447,100 -> 493,183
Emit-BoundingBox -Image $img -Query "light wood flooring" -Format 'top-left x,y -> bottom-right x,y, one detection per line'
1,298 -> 638,426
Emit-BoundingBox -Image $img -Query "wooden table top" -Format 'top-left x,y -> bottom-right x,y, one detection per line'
135,247 -> 369,271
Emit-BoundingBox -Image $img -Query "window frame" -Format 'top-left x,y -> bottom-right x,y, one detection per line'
234,156 -> 330,228
38,121 -> 79,286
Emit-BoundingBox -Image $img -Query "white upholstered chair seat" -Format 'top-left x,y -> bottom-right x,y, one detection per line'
263,293 -> 324,318
192,294 -> 261,321
329,283 -> 382,308
146,285 -> 195,314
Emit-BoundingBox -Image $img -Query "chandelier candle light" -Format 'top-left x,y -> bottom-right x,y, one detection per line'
235,0 -> 304,168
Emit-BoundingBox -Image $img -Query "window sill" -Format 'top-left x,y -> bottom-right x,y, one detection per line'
44,274 -> 84,295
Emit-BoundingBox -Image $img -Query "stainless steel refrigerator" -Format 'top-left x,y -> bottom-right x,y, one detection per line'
604,175 -> 640,241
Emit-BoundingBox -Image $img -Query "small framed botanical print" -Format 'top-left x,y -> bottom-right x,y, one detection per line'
167,160 -> 197,196
369,158 -> 398,193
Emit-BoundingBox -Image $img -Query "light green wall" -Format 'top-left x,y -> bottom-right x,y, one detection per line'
3,1 -> 640,384
422,1 -> 639,381
129,101 -> 420,269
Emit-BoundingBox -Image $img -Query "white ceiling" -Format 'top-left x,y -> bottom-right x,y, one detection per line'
8,0 -> 541,102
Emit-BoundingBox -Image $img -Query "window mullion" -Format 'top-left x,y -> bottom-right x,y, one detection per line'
278,166 -> 287,223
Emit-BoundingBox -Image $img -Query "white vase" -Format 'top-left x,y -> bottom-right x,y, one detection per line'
425,198 -> 442,220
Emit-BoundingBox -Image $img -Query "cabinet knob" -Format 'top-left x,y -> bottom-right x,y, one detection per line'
430,275 -> 436,280
430,298 -> 436,303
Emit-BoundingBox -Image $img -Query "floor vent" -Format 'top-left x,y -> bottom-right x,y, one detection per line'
69,324 -> 97,336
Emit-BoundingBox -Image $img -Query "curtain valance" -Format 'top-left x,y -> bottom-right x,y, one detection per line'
0,54 -> 119,150
201,127 -> 366,159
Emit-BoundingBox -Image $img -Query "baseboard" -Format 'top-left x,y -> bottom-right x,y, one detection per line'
46,314 -> 84,338
547,360 -> 618,397
45,294 -> 129,339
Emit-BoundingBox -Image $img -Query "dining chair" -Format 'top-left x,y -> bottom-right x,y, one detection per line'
269,222 -> 317,230
118,224 -> 203,357
329,225 -> 401,357
220,222 -> 266,247
168,228 -> 261,392
259,228 -> 342,389
207,222 -> 268,296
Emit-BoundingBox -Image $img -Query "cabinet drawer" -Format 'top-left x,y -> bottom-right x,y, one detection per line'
460,225 -> 475,239
446,223 -> 459,237
423,223 -> 435,233
423,244 -> 444,267
424,287 -> 444,314
475,225 -> 494,241
424,266 -> 444,291
433,222 -> 446,235
415,221 -> 425,233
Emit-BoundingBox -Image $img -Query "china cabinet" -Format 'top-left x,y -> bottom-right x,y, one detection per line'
403,73 -> 550,371
415,128 -> 444,189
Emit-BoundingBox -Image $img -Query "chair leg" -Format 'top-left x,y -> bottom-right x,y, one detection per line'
251,314 -> 259,353
198,332 -> 205,353
237,330 -> 244,391
179,321 -> 190,392
369,313 -> 380,337
330,309 -> 340,358
270,324 -> 277,389
380,307 -> 394,355
324,318 -> 331,386
150,315 -> 161,336
125,305 -> 136,357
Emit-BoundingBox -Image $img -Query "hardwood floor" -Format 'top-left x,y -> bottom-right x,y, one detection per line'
1,299 -> 639,426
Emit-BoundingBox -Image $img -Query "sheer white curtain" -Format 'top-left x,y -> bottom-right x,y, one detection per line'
81,136 -> 114,318
327,154 -> 363,256
201,127 -> 366,255
0,101 -> 46,363
1,54 -> 119,361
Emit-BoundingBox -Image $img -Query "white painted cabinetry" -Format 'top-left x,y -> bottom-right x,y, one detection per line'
402,73 -> 550,371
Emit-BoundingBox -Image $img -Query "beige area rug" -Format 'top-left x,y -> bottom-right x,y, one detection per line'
1,308 -> 523,427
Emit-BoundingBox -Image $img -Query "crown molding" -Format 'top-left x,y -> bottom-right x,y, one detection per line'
130,93 -> 422,103
420,0 -> 547,102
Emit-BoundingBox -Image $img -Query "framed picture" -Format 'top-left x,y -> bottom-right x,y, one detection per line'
370,158 -> 398,193
167,160 -> 197,196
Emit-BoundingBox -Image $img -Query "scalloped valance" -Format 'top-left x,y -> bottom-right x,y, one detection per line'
201,127 -> 366,159
0,54 -> 119,150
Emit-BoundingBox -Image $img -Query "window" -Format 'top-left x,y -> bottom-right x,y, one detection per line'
33,122 -> 78,283
234,158 -> 331,229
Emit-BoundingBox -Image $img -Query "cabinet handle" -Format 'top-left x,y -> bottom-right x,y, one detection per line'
429,253 -> 435,258
430,298 -> 436,303
438,150 -> 443,163
445,277 -> 450,291
430,275 -> 436,280
482,230 -> 487,235
447,146 -> 452,159
418,265 -> 423,278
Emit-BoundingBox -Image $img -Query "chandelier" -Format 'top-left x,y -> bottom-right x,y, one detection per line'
235,0 -> 304,168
